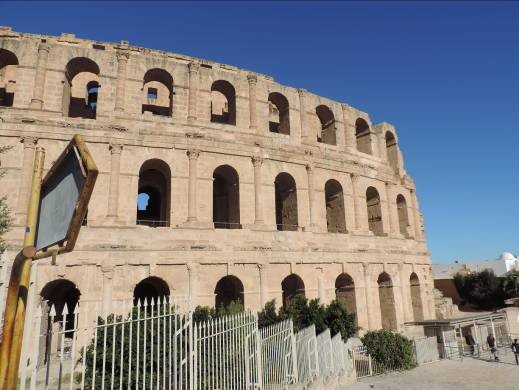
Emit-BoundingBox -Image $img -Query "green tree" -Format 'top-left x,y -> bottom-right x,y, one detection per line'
503,271 -> 519,299
361,330 -> 416,371
0,146 -> 12,251
454,270 -> 505,309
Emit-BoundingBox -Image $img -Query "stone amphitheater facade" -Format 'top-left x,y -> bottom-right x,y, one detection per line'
0,27 -> 434,333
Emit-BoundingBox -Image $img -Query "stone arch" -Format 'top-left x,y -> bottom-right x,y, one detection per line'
0,48 -> 18,107
268,92 -> 290,135
397,194 -> 410,238
366,186 -> 383,236
215,275 -> 244,309
213,164 -> 240,229
385,131 -> 398,171
335,273 -> 356,314
377,272 -> 397,330
316,105 -> 336,145
410,272 -> 424,321
274,172 -> 298,231
355,118 -> 372,154
211,80 -> 236,125
64,57 -> 100,119
133,276 -> 170,305
282,274 -> 305,308
137,159 -> 171,227
325,179 -> 347,233
40,279 -> 81,336
142,68 -> 173,116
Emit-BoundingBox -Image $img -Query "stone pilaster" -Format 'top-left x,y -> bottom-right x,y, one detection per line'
258,263 -> 267,307
385,182 -> 400,237
30,42 -> 51,109
306,163 -> 317,231
398,263 -> 410,323
101,265 -> 115,315
186,149 -> 200,223
114,50 -> 130,112
351,174 -> 368,233
362,263 -> 372,331
251,155 -> 266,228
298,88 -> 310,143
247,74 -> 258,130
341,104 -> 356,151
107,143 -> 123,219
410,189 -> 423,240
187,262 -> 199,309
16,136 -> 38,221
187,61 -> 200,122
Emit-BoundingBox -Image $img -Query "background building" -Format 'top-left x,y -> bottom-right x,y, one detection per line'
0,27 -> 435,333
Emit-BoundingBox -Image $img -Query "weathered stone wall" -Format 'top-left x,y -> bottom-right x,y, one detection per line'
0,27 -> 434,333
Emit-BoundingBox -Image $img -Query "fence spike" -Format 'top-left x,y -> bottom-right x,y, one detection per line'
49,303 -> 56,317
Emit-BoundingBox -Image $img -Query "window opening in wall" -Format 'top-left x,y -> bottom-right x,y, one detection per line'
215,275 -> 244,309
397,194 -> 410,238
282,274 -> 305,308
142,68 -> 173,116
41,280 -> 81,340
355,118 -> 372,154
268,92 -> 290,135
316,105 -> 336,145
325,179 -> 347,233
86,81 -> 98,113
377,272 -> 397,330
275,172 -> 298,231
213,165 -> 241,229
410,273 -> 424,321
133,277 -> 170,306
335,273 -> 357,314
0,48 -> 19,107
64,57 -> 100,119
366,186 -> 383,236
210,80 -> 236,125
136,159 -> 171,227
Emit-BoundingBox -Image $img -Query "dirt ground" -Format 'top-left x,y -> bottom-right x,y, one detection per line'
348,355 -> 519,390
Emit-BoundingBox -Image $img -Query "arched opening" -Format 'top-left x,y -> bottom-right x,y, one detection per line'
325,179 -> 347,233
316,105 -> 336,145
410,273 -> 424,321
275,172 -> 298,231
282,274 -> 305,308
137,159 -> 171,227
0,49 -> 18,107
213,165 -> 241,229
397,194 -> 410,238
355,118 -> 372,154
211,80 -> 236,125
385,131 -> 398,171
377,272 -> 397,330
366,187 -> 383,236
268,92 -> 290,135
40,279 -> 81,337
133,277 -> 170,306
335,273 -> 356,314
142,68 -> 173,116
64,57 -> 100,119
215,275 -> 244,309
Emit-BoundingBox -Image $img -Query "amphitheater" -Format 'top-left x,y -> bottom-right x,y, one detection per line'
0,27 -> 434,334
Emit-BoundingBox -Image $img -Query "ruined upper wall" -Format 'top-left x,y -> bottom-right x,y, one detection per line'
0,27 -> 409,180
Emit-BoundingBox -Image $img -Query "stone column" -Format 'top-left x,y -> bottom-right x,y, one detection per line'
114,50 -> 130,112
187,61 -> 200,122
351,174 -> 368,233
187,263 -> 199,309
317,268 -> 325,302
30,43 -> 51,109
107,143 -> 123,219
186,149 -> 200,223
385,182 -> 399,237
362,263 -> 372,330
252,155 -> 265,227
298,88 -> 310,143
247,74 -> 258,131
343,174 -> 357,232
101,265 -> 114,315
341,104 -> 356,150
410,189 -> 422,240
398,263 -> 410,322
16,137 -> 38,220
306,164 -> 317,230
258,263 -> 267,307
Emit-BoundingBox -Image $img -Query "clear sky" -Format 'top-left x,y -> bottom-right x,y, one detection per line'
3,1 -> 518,264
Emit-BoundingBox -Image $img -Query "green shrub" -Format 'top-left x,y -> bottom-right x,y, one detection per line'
454,270 -> 505,309
361,330 -> 416,370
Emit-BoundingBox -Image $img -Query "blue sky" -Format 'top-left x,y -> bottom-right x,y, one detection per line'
3,1 -> 518,263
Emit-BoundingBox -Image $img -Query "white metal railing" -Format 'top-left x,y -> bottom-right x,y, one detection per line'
295,324 -> 319,385
259,320 -> 297,389
414,336 -> 440,365
316,328 -> 334,380
331,333 -> 346,375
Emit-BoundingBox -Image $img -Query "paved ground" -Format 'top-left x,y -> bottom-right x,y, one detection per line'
348,355 -> 519,390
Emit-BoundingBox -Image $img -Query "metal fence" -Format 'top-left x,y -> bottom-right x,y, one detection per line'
414,336 -> 440,365
295,324 -> 318,385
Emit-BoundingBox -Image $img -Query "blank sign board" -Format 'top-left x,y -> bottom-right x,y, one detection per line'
34,135 -> 98,254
